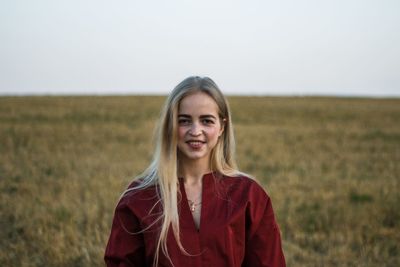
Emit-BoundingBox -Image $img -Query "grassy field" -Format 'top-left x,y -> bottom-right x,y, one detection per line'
0,95 -> 399,266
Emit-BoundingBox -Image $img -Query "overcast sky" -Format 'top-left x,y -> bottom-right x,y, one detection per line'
1,0 -> 399,96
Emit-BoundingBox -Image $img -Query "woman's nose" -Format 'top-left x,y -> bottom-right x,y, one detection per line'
189,122 -> 202,135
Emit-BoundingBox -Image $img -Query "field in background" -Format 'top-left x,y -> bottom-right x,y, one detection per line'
0,96 -> 399,266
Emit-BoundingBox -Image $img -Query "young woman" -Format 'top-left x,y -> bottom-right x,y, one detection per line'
104,76 -> 286,267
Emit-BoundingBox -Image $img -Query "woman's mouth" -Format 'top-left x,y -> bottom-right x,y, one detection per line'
186,140 -> 205,149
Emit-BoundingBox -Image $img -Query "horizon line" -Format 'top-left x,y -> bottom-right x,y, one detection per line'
1,91 -> 399,99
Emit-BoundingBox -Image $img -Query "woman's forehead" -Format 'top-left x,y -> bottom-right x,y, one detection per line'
178,92 -> 219,115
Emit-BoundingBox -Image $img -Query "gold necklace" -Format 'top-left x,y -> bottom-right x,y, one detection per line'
187,199 -> 202,212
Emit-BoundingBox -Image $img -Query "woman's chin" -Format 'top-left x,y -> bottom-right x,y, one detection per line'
180,151 -> 210,162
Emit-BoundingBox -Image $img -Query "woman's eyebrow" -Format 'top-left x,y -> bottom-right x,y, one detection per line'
178,114 -> 191,118
178,114 -> 217,119
199,115 -> 217,119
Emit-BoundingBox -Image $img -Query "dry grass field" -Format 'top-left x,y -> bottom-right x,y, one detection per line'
0,95 -> 399,266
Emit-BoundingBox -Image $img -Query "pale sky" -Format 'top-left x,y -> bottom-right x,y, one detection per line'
1,0 -> 399,96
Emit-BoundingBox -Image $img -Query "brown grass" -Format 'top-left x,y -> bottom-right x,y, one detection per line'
0,95 -> 399,266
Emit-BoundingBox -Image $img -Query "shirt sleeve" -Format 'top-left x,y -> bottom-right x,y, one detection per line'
104,200 -> 146,267
243,183 -> 286,267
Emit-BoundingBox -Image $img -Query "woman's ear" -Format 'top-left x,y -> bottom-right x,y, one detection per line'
219,118 -> 226,137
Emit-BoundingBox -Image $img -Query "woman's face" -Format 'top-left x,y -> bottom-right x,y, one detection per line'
177,92 -> 224,166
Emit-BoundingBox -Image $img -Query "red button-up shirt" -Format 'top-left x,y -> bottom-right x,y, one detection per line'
105,172 -> 286,266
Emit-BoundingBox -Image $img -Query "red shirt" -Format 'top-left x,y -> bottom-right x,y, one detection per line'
105,172 -> 286,266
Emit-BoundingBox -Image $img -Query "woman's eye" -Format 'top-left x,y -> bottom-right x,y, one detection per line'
178,119 -> 190,125
202,119 -> 214,125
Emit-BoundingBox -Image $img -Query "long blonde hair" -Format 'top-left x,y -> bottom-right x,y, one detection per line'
124,76 -> 240,266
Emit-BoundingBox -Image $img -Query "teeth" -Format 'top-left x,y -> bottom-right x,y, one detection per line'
188,141 -> 203,146
188,141 -> 203,145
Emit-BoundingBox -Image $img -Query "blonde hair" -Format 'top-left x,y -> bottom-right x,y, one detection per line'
123,76 -> 240,266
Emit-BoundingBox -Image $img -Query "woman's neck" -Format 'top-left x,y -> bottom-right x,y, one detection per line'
179,159 -> 210,185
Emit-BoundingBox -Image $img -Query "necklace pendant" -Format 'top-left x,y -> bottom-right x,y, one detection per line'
190,203 -> 196,212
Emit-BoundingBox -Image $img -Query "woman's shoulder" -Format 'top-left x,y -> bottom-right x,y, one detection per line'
117,179 -> 159,209
218,172 -> 270,199
220,172 -> 264,187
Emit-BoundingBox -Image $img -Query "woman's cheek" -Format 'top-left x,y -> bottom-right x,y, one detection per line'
178,127 -> 187,139
206,127 -> 219,138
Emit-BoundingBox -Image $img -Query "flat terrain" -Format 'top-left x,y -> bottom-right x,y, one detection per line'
0,96 -> 399,266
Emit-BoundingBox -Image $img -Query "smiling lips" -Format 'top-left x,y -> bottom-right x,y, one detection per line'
186,140 -> 206,149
